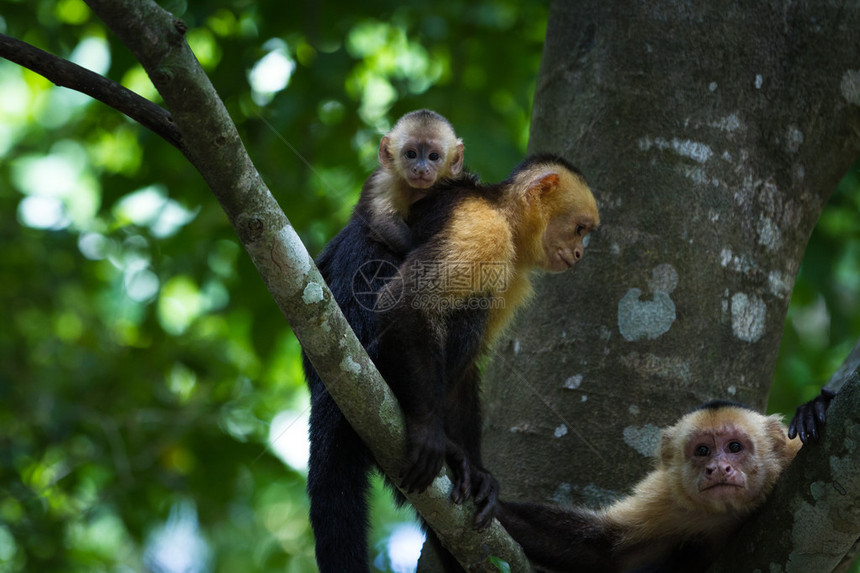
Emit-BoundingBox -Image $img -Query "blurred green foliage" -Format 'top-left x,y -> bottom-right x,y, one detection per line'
0,1 -> 857,572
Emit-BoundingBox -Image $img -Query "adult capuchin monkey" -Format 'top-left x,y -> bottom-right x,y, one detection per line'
304,154 -> 600,573
498,401 -> 804,573
374,154 -> 599,571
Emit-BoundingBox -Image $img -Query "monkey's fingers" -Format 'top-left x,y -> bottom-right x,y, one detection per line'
446,444 -> 471,504
813,398 -> 828,425
472,471 -> 498,505
401,450 -> 444,493
788,388 -> 835,444
413,457 -> 443,493
400,463 -> 430,493
789,407 -> 816,443
473,482 -> 499,530
399,455 -> 427,492
468,468 -> 499,529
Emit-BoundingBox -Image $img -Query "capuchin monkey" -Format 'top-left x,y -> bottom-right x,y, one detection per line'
303,154 -> 600,573
356,109 -> 465,255
302,109 -> 466,573
375,154 -> 599,570
498,401 -> 803,573
302,110 -> 464,573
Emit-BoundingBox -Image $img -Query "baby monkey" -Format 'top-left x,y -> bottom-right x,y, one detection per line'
356,109 -> 465,254
499,401 -> 803,573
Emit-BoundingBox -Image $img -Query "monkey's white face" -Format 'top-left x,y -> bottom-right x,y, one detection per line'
682,426 -> 759,510
541,211 -> 595,272
517,165 -> 599,272
397,139 -> 448,188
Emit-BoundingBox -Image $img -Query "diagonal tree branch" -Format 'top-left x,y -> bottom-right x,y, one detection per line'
0,32 -> 183,151
0,0 -> 532,570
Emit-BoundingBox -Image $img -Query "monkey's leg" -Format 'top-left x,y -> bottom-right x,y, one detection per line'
445,364 -> 498,528
307,382 -> 374,573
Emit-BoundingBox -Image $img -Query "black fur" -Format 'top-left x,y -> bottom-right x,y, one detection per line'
498,498 -> 720,573
303,212 -> 404,573
303,170 -> 489,573
517,151 -> 588,182
693,399 -> 753,413
496,500 -> 616,573
354,168 -> 414,255
373,172 -> 505,509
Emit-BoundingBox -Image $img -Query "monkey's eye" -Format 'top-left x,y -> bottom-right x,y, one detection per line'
429,152 -> 441,161
728,441 -> 743,453
576,225 -> 585,236
694,445 -> 710,457
405,150 -> 418,159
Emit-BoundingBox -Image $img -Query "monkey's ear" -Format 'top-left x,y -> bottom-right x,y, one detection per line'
450,140 -> 465,175
765,416 -> 789,454
659,431 -> 675,466
527,172 -> 561,198
379,136 -> 394,168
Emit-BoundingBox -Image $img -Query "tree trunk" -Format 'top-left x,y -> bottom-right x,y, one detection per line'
483,0 -> 860,519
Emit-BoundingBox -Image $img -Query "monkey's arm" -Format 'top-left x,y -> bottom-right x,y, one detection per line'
375,279 -> 449,494
375,231 -> 509,495
497,501 -> 616,573
367,214 -> 412,255
444,363 -> 499,528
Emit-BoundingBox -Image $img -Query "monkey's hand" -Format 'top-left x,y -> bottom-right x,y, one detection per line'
446,440 -> 472,505
788,388 -> 835,444
401,419 -> 447,493
367,224 -> 412,255
469,466 -> 499,529
444,447 -> 499,526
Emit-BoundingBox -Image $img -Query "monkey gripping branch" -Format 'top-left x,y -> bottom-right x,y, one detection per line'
0,0 -> 532,571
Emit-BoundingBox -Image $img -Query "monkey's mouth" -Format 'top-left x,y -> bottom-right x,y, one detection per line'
557,250 -> 575,268
407,176 -> 435,189
700,483 -> 743,493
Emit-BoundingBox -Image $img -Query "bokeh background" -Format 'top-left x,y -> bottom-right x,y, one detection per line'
0,1 -> 858,571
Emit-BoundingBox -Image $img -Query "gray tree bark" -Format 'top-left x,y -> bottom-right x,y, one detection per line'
478,0 -> 860,566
